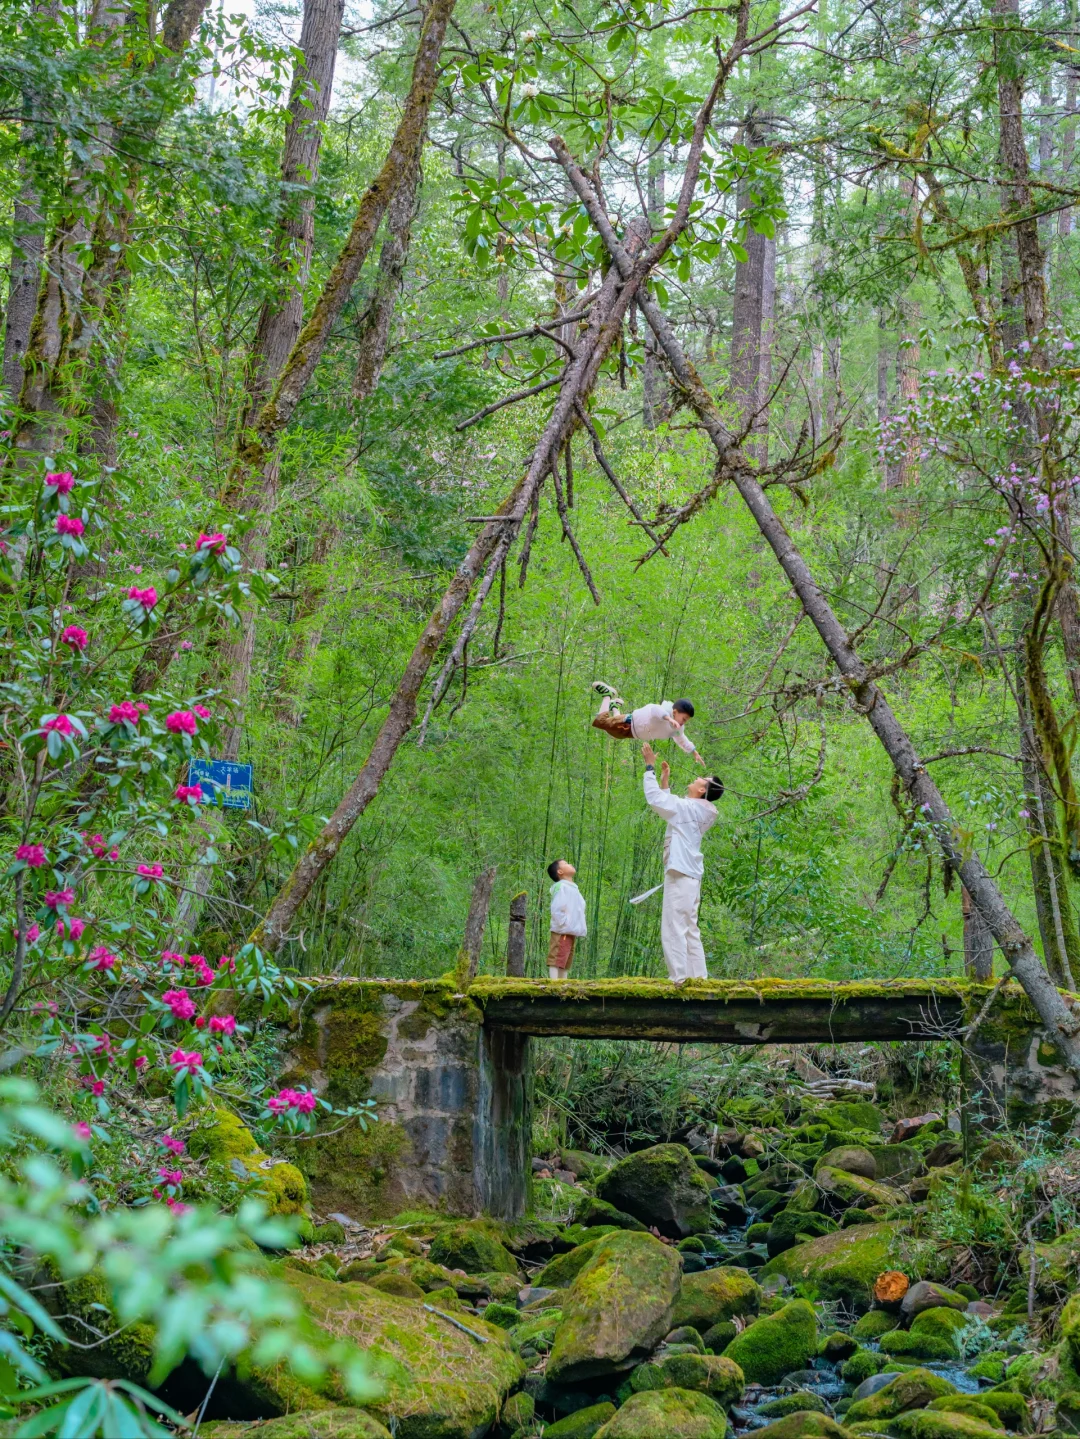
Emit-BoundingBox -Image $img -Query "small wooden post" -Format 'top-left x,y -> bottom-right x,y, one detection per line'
461,866 -> 497,981
506,891 -> 527,977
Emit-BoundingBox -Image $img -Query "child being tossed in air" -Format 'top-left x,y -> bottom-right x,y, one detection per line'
547,859 -> 587,979
590,681 -> 705,768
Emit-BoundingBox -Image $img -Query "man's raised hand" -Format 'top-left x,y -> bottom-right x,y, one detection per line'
641,742 -> 657,765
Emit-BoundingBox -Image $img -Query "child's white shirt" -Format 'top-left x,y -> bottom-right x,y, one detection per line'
550,880 -> 588,936
629,701 -> 696,755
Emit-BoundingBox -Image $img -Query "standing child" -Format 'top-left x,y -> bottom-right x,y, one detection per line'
547,859 -> 586,979
590,681 -> 705,768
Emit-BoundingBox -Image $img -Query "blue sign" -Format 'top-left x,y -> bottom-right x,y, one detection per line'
189,759 -> 253,810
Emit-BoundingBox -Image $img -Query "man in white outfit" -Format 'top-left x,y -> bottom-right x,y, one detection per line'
641,742 -> 723,983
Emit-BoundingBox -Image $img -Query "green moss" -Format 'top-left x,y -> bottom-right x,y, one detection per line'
482,1301 -> 519,1329
510,1307 -> 563,1353
703,1320 -> 738,1353
846,1368 -> 959,1422
758,1392 -> 830,1418
547,1231 -> 683,1384
628,1353 -> 744,1406
977,1391 -> 1027,1431
751,1414 -> 853,1439
766,1210 -> 839,1257
188,1105 -> 308,1216
423,1285 -> 464,1311
538,1237 -> 606,1289
671,1267 -> 762,1332
721,1298 -> 817,1386
46,1268 -> 155,1384
892,1411 -> 1004,1439
546,1402 -> 617,1437
966,1354 -> 1007,1384
820,1332 -> 859,1362
842,1348 -> 886,1384
926,1398 -> 1004,1429
593,1386 -> 731,1437
366,1271 -> 425,1300
879,1331 -> 960,1364
290,1118 -> 409,1222
574,1195 -> 648,1232
595,1144 -> 715,1238
500,1390 -> 535,1431
815,1167 -> 905,1211
264,1266 -> 525,1436
428,1222 -> 519,1276
761,1222 -> 906,1311
853,1311 -> 899,1340
200,1412 -> 391,1439
312,1221 -> 346,1245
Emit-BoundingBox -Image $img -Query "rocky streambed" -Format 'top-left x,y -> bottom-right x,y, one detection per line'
129,1097 -> 1080,1436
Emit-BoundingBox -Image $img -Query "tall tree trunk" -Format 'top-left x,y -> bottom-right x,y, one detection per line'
564,154 -> 1080,1071
3,170 -> 49,399
352,153 -> 421,407
729,115 -> 771,460
962,887 -> 994,980
1058,2 -> 1077,247
876,307 -> 890,485
216,0 -> 346,763
642,145 -> 667,430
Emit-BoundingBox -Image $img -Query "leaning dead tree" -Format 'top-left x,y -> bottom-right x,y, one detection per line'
250,5 -> 758,954
555,144 -> 1080,1076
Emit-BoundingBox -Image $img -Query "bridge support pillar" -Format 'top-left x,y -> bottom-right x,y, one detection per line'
279,980 -> 532,1222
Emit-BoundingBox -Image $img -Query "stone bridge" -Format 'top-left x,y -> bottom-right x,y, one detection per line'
278,976 -> 1080,1224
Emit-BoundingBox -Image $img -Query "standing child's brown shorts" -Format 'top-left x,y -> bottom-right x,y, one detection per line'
547,933 -> 576,969
592,713 -> 633,739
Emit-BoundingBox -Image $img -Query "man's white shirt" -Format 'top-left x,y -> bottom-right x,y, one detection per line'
643,769 -> 717,878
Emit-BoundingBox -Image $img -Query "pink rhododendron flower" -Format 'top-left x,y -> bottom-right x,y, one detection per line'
157,1167 -> 183,1185
193,704 -> 211,720
73,1121 -> 92,1141
15,845 -> 46,867
160,1135 -> 185,1155
169,1048 -> 202,1074
108,849 -> 119,861
45,889 -> 76,909
208,1015 -> 236,1035
42,714 -> 74,736
268,1087 -> 317,1114
79,1077 -> 106,1096
165,710 -> 197,735
137,863 -> 163,879
167,1198 -> 189,1214
83,833 -> 107,858
197,532 -> 226,553
46,471 -> 75,494
194,1016 -> 206,1029
13,923 -> 40,944
180,640 -> 193,650
109,701 -> 140,724
89,947 -> 116,970
93,1035 -> 112,1056
58,917 -> 87,941
134,1055 -> 147,1070
61,625 -> 88,650
55,514 -> 84,537
162,989 -> 196,1020
217,955 -> 235,972
295,1091 -> 317,1114
127,586 -> 158,608
161,950 -> 185,967
175,784 -> 203,802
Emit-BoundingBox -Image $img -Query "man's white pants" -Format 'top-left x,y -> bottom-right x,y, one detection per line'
661,870 -> 707,981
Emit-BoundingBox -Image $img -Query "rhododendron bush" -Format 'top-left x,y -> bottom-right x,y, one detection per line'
0,457 -> 377,1429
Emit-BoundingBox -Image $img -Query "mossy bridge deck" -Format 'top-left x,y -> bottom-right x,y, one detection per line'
466,976 -> 993,1044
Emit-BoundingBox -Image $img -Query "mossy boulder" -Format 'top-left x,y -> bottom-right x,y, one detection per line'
752,1414 -> 853,1439
547,1230 -> 682,1384
820,1332 -> 859,1362
766,1210 -> 839,1257
758,1392 -> 830,1418
926,1398 -> 1004,1429
853,1311 -> 899,1340
189,1105 -> 308,1216
966,1355 -> 1007,1385
814,1167 -> 906,1212
670,1267 -> 762,1332
512,1307 -> 563,1356
892,1413 -> 1003,1439
366,1271 -> 425,1300
880,1309 -> 966,1364
574,1195 -> 648,1232
538,1238 -> 606,1289
427,1222 -> 519,1276
311,1221 -> 347,1245
42,1267 -> 156,1384
869,1146 -> 926,1185
398,1259 -> 458,1292
498,1390 -> 535,1433
629,1353 -> 744,1406
842,1350 -> 886,1384
816,1148 -> 877,1180
546,1403 -> 618,1437
201,1415 -> 390,1439
703,1320 -> 738,1353
593,1387 -> 731,1437
721,1298 -> 817,1386
846,1369 -> 958,1423
976,1391 -> 1027,1430
761,1222 -> 906,1311
595,1144 -> 715,1238
900,1282 -> 969,1321
257,1266 -> 525,1438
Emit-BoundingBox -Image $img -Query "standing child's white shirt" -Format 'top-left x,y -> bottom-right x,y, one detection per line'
549,880 -> 588,935
630,701 -> 697,756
